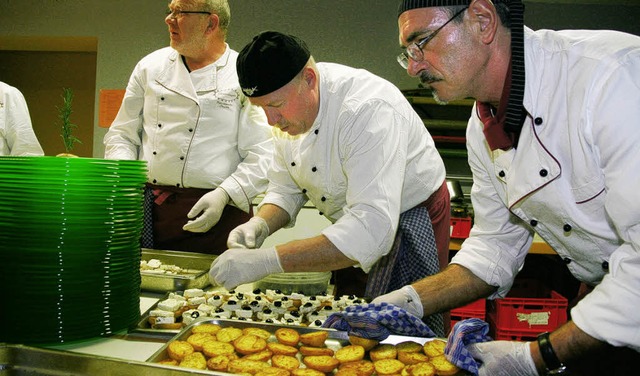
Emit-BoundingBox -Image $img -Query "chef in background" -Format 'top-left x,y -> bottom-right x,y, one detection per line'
0,81 -> 44,156
374,0 -> 640,375
103,0 -> 272,254
208,31 -> 450,336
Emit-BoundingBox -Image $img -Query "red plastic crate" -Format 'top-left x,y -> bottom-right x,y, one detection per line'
451,299 -> 486,329
450,217 -> 472,239
491,325 -> 540,342
489,279 -> 568,335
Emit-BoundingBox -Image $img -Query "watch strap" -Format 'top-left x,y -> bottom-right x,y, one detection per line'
537,332 -> 566,373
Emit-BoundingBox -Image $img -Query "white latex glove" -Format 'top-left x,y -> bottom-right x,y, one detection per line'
371,285 -> 424,318
226,216 -> 270,248
467,341 -> 539,376
209,247 -> 283,290
183,188 -> 229,233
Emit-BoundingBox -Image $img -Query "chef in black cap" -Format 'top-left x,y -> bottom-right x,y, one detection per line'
373,0 -> 640,375
209,30 -> 452,336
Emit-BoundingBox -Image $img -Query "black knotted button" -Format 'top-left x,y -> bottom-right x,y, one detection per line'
321,196 -> 326,202
180,156 -> 184,160
153,179 -> 157,184
188,128 -> 193,132
302,189 -> 307,194
539,169 -> 548,177
563,258 -> 572,264
602,261 -> 609,270
312,167 -> 317,172
291,162 -> 296,167
176,183 -> 180,187
152,151 -> 157,155
534,117 -> 543,125
158,123 -> 162,128
530,220 -> 538,227
498,171 -> 505,178
161,96 -> 165,101
314,129 -> 319,135
319,212 -> 323,215
563,224 -> 572,232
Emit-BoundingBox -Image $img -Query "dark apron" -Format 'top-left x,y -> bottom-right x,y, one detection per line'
143,183 -> 251,255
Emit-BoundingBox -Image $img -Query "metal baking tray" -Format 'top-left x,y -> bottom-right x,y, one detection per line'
0,343 -> 216,375
140,249 -> 216,293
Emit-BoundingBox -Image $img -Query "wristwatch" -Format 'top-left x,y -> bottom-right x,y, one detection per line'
537,332 -> 569,375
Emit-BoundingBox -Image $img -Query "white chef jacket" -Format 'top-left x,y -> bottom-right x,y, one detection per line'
0,82 -> 44,156
103,45 -> 272,212
451,27 -> 640,350
259,62 -> 446,272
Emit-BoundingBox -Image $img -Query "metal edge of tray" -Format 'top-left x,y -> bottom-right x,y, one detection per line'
0,343 -> 220,376
140,249 -> 216,293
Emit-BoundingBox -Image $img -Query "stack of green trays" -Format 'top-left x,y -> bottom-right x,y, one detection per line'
0,156 -> 147,345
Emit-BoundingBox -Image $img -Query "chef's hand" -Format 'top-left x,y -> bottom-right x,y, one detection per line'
183,188 -> 229,233
467,340 -> 539,376
209,247 -> 283,290
227,216 -> 270,248
371,285 -> 423,318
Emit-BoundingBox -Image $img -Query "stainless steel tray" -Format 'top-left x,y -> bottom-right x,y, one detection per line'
140,249 -> 216,293
0,343 -> 216,375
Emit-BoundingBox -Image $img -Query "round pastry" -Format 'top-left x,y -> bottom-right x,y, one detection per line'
166,340 -> 194,361
271,354 -> 300,371
202,340 -> 235,358
303,355 -> 340,373
266,342 -> 299,357
299,330 -> 329,347
422,340 -> 446,358
178,351 -> 207,370
396,341 -> 423,354
335,344 -> 365,364
228,359 -> 271,374
206,354 -> 233,372
191,323 -> 222,335
186,332 -> 216,351
369,344 -> 397,362
242,327 -> 272,340
291,368 -> 327,376
233,334 -> 268,355
299,345 -> 335,357
373,359 -> 405,376
255,366 -> 292,376
337,360 -> 375,376
275,327 -> 300,346
402,362 -> 436,376
242,349 -> 274,362
430,355 -> 459,376
216,327 -> 244,343
397,351 -> 430,365
348,335 -> 379,351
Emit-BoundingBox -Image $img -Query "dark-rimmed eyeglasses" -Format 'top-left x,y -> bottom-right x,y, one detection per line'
165,9 -> 212,20
397,7 -> 468,69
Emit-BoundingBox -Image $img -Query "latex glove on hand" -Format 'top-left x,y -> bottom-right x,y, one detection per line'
183,188 -> 229,233
371,285 -> 423,318
467,340 -> 538,376
227,216 -> 270,248
209,247 -> 283,290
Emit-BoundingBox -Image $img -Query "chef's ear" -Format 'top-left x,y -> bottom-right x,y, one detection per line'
208,14 -> 219,30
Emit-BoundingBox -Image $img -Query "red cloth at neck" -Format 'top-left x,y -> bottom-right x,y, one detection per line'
477,61 -> 517,151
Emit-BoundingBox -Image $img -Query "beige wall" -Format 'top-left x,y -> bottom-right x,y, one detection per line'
0,0 -> 638,158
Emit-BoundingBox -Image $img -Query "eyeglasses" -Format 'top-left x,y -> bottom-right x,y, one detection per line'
165,9 -> 212,20
397,7 -> 468,69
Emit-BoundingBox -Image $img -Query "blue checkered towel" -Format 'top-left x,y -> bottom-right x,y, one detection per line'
445,318 -> 492,375
324,304 -> 491,376
322,302 -> 436,341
